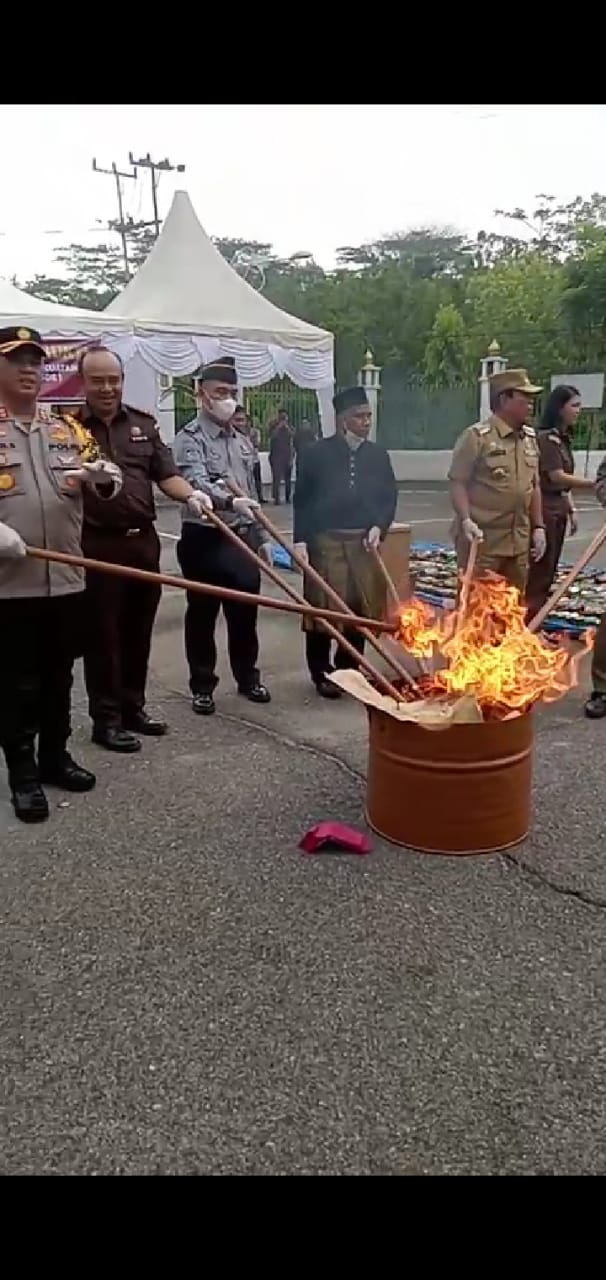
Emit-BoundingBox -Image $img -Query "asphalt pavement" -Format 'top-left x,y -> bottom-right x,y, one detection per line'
2,490 -> 606,1174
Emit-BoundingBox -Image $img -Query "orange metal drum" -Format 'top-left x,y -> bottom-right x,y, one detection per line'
365,707 -> 533,854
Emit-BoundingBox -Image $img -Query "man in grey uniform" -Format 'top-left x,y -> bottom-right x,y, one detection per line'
0,326 -> 121,822
172,358 -> 272,716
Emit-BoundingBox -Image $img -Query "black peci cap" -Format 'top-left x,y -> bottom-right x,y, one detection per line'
332,385 -> 369,415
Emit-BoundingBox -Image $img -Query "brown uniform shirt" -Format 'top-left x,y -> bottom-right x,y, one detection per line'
75,403 -> 177,530
448,414 -> 539,557
536,428 -> 574,514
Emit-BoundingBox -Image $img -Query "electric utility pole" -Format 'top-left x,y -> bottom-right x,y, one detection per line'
128,153 -> 185,239
92,157 -> 138,282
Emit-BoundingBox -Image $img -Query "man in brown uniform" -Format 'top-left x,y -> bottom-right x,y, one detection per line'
76,346 -> 212,753
584,455 -> 606,719
448,368 -> 547,594
0,327 -> 122,821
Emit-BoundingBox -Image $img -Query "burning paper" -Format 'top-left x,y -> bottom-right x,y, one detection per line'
397,574 -> 593,716
328,668 -> 483,728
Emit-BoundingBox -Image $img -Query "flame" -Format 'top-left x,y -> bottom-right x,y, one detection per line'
397,573 -> 593,716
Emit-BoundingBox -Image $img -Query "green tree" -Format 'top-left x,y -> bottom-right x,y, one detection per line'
423,303 -> 469,388
464,254 -> 567,380
18,222 -> 157,311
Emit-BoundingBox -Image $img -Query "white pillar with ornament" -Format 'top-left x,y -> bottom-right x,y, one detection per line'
479,339 -> 507,420
358,349 -> 381,441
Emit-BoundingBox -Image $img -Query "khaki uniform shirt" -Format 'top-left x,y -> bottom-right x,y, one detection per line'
0,402 -> 96,599
448,414 -> 539,557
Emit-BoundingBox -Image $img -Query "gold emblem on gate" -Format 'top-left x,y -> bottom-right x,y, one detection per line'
0,472 -> 15,490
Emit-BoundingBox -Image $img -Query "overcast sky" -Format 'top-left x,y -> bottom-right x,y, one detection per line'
1,104 -> 605,282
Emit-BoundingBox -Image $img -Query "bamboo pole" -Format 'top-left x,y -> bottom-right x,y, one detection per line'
455,535 -> 479,635
198,507 -> 405,702
527,519 -> 606,635
369,545 -> 400,611
224,482 -> 422,696
25,545 -> 397,633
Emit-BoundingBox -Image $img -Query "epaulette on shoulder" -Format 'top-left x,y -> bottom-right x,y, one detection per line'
547,432 -> 561,444
126,404 -> 156,423
473,422 -> 491,436
523,425 -> 536,437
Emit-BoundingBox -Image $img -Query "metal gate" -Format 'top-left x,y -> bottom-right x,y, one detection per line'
244,377 -> 318,448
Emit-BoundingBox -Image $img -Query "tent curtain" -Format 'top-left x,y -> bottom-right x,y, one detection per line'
103,331 -> 333,390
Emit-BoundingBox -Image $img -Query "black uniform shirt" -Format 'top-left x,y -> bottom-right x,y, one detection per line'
293,433 -> 397,545
76,403 -> 178,530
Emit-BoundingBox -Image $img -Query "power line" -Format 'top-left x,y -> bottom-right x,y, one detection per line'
91,157 -> 138,282
128,152 -> 185,239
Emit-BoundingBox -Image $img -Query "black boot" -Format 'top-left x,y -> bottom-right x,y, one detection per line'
39,748 -> 96,792
5,743 -> 49,824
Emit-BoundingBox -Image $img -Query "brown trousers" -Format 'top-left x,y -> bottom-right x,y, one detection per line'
455,539 -> 529,595
82,525 -> 161,728
526,509 -> 567,622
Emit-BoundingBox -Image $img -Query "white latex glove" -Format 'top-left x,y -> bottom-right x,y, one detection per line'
64,460 -> 122,496
259,541 -> 274,566
0,521 -> 26,559
293,541 -> 309,566
364,525 -> 381,551
531,527 -> 547,562
461,517 -> 484,543
84,459 -> 122,497
232,496 -> 260,518
187,490 -> 213,518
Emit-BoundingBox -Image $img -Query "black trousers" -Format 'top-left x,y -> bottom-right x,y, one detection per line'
526,508 -> 568,622
82,526 -> 162,728
177,523 -> 261,695
305,628 -> 366,683
0,592 -> 83,774
252,460 -> 264,503
270,460 -> 292,504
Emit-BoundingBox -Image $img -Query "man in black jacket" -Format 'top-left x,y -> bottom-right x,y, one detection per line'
293,385 -> 397,698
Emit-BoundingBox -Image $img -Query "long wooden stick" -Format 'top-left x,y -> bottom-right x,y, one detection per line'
528,519 -> 606,634
369,545 -> 400,611
224,481 -> 422,696
25,545 -> 397,633
455,535 -> 479,634
199,507 -> 404,702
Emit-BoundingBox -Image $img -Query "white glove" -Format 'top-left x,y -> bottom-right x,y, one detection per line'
187,490 -> 213,518
232,496 -> 260,518
531,527 -> 547,561
63,460 -> 122,496
0,521 -> 26,559
461,517 -> 484,543
293,541 -> 309,566
259,541 -> 274,566
364,525 -> 381,550
82,459 -> 123,495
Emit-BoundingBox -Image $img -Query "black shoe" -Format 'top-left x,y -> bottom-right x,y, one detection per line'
39,751 -> 96,792
315,676 -> 342,700
192,693 -> 216,716
123,711 -> 168,736
238,683 -> 271,705
92,726 -> 142,753
584,692 -> 606,720
11,780 -> 49,824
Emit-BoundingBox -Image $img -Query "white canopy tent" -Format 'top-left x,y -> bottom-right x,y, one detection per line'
104,191 -> 336,435
0,277 -> 133,337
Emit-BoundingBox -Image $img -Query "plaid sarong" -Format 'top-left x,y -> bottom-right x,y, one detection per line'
302,529 -> 386,633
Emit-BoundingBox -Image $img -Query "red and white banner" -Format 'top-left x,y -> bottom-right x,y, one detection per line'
40,338 -> 90,403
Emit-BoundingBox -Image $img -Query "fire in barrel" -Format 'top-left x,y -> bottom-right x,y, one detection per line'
332,575 -> 593,855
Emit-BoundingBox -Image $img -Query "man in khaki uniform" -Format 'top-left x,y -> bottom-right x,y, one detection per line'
448,368 -> 547,593
0,326 -> 122,823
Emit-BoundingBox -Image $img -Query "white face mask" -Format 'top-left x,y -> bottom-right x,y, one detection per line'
205,395 -> 237,424
344,427 -> 364,451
